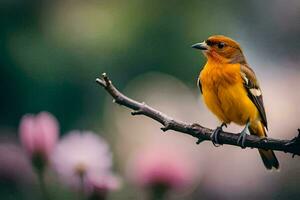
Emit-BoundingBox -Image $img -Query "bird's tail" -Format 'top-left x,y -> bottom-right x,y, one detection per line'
249,121 -> 279,170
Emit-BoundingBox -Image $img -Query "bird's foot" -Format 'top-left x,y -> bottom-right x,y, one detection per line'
237,122 -> 250,148
210,123 -> 227,147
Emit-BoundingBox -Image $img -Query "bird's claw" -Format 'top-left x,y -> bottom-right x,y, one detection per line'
237,121 -> 250,148
211,127 -> 222,147
210,123 -> 226,147
237,130 -> 247,148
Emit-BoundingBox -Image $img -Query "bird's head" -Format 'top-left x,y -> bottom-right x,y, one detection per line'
192,35 -> 246,64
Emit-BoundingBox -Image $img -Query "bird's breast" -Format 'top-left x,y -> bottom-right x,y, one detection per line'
200,62 -> 241,97
199,62 -> 257,124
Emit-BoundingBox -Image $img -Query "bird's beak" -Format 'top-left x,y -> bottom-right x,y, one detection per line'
191,42 -> 208,50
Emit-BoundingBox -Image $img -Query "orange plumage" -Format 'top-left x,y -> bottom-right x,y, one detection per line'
192,35 -> 279,170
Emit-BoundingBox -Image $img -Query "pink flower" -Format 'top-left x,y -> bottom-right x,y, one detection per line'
51,131 -> 115,191
19,112 -> 59,162
0,142 -> 35,184
127,144 -> 197,191
87,173 -> 120,191
86,173 -> 121,199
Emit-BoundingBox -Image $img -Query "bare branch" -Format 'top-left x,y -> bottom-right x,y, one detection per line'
96,73 -> 300,156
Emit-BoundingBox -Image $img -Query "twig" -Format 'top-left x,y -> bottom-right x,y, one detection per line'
96,73 -> 300,156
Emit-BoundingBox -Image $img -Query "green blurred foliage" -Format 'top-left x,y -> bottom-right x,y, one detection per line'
0,0 -> 245,130
1,0 -> 299,131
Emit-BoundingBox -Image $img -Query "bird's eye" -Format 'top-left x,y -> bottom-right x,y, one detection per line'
217,42 -> 225,49
206,40 -> 213,46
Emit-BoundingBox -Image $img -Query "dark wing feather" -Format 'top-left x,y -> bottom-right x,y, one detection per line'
241,64 -> 268,130
197,67 -> 204,94
197,77 -> 202,94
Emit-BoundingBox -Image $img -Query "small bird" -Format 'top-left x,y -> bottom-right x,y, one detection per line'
192,35 -> 279,170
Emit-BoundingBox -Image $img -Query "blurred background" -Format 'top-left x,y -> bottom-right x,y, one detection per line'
0,0 -> 300,199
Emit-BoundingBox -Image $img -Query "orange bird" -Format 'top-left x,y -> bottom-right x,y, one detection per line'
192,35 -> 279,170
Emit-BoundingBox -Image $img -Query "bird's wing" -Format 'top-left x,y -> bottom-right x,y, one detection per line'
240,64 -> 268,129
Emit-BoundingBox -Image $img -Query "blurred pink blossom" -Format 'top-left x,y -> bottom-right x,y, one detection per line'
86,173 -> 121,199
0,142 -> 35,184
126,144 -> 197,191
87,173 -> 120,191
51,131 -> 114,190
19,112 -> 59,161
